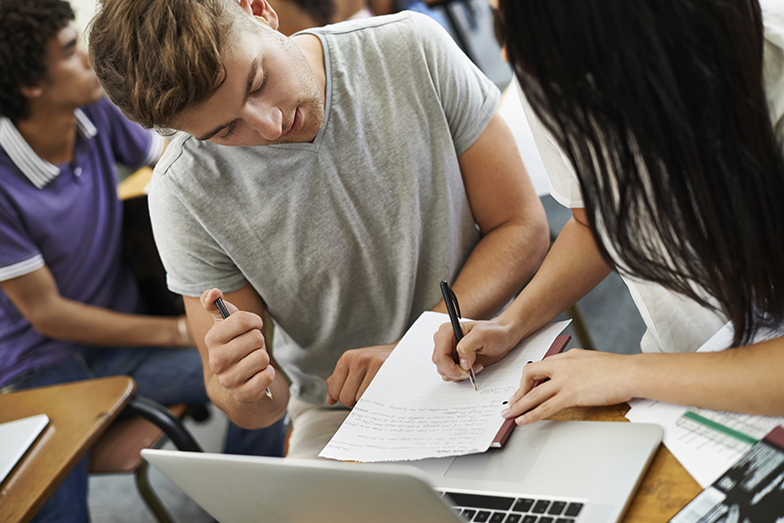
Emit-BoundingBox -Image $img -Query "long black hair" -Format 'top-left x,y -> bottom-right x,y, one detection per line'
497,0 -> 784,347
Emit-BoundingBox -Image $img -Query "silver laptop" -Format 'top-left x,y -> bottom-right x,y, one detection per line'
143,419 -> 661,523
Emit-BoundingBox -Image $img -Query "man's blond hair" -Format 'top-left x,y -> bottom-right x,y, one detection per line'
89,0 -> 248,131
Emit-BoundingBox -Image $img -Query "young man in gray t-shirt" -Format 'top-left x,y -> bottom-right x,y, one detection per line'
89,0 -> 550,457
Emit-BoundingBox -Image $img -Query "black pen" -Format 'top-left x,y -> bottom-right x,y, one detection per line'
214,297 -> 273,400
439,280 -> 478,391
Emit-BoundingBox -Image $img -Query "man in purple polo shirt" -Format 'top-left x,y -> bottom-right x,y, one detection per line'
0,1 -> 285,521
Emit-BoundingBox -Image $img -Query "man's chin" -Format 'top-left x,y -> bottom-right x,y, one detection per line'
263,116 -> 324,146
88,87 -> 105,105
296,105 -> 325,144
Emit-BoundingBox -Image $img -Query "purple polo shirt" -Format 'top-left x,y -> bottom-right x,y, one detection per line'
0,97 -> 165,387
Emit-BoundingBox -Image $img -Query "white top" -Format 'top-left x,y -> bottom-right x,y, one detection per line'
497,84 -> 551,197
517,0 -> 784,353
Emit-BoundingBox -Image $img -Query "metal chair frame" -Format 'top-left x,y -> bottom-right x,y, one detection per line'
90,395 -> 204,523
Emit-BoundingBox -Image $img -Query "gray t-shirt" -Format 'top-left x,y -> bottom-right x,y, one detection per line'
149,12 -> 500,404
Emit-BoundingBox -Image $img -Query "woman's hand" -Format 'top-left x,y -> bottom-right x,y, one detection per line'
502,349 -> 637,424
432,318 -> 520,382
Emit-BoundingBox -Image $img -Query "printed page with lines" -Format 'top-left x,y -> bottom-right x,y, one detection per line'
319,311 -> 570,462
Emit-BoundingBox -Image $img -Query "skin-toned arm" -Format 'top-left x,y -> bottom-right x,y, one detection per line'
441,112 -> 550,320
326,112 -> 550,407
503,336 -> 784,423
433,206 -> 784,420
185,284 -> 288,429
1,265 -> 191,347
433,206 -> 611,380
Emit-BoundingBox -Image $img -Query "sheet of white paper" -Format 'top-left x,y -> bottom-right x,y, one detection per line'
319,312 -> 570,462
626,398 -> 750,487
625,322 -> 784,487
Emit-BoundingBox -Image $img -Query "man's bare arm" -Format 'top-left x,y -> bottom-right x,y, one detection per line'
438,111 -> 550,319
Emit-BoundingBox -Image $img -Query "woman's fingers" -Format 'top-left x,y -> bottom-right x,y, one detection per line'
501,349 -> 635,423
502,375 -> 558,418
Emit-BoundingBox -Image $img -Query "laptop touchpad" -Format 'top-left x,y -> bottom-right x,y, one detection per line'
444,430 -> 550,482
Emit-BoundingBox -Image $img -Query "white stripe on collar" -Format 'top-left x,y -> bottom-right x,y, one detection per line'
0,109 -> 98,189
75,108 -> 98,139
142,133 -> 166,166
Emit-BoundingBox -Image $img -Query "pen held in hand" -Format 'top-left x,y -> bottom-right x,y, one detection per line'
213,297 -> 274,400
439,280 -> 478,391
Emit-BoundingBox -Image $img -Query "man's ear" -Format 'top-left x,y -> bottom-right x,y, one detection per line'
238,0 -> 279,31
19,84 -> 44,100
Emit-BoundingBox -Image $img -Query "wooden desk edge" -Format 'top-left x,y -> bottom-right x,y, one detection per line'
0,376 -> 136,523
550,404 -> 700,523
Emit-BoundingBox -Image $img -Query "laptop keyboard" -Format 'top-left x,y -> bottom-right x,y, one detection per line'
440,491 -> 584,523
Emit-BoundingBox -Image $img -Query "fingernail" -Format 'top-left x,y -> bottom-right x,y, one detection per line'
501,408 -> 510,417
460,359 -> 469,371
515,415 -> 527,425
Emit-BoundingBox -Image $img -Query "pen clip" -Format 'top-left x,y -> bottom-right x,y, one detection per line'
448,286 -> 461,319
440,280 -> 462,319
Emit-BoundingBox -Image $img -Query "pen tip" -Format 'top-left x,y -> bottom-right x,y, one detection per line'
266,389 -> 273,400
473,382 -> 477,391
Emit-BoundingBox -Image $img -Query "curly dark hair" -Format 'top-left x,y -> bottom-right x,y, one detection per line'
0,0 -> 75,121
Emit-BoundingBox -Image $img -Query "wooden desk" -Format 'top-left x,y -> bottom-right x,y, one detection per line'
550,405 -> 701,523
117,166 -> 153,201
0,376 -> 135,523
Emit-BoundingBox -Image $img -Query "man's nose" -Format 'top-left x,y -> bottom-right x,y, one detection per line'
244,105 -> 284,141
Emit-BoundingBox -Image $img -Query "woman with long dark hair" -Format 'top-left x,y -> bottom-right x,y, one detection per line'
433,0 -> 784,422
